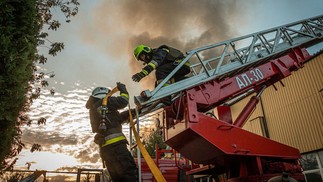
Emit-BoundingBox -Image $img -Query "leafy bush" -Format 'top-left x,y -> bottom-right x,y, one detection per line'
0,0 -> 79,172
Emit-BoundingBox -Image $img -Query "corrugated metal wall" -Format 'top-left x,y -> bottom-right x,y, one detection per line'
230,54 -> 323,153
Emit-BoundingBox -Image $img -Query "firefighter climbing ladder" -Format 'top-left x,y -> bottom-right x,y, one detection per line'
135,14 -> 323,111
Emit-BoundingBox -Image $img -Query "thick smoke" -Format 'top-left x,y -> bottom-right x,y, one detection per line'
89,0 -> 239,88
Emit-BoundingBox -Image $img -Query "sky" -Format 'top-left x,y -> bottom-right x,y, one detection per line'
12,0 -> 323,179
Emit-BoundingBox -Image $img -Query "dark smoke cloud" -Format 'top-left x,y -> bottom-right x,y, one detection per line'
87,0 -> 240,88
125,0 -> 239,87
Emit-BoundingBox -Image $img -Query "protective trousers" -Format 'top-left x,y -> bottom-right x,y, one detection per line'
155,62 -> 190,105
100,142 -> 138,182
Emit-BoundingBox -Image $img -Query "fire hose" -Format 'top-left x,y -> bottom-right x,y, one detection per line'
128,105 -> 166,182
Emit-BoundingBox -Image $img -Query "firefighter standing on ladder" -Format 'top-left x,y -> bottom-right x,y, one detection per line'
86,82 -> 138,182
132,44 -> 191,105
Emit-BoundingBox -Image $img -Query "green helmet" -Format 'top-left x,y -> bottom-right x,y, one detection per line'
134,45 -> 152,61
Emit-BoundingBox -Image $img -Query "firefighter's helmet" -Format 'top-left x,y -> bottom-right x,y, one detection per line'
134,45 -> 152,62
91,87 -> 110,99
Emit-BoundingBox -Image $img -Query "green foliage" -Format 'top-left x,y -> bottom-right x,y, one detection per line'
143,127 -> 167,158
0,0 -> 79,172
0,0 -> 38,172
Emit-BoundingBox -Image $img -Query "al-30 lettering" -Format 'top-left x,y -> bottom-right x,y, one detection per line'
235,68 -> 264,89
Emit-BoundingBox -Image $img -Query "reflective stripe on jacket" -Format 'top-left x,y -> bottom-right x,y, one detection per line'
101,133 -> 126,147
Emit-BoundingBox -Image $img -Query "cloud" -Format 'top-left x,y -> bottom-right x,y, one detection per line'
20,80 -> 157,169
22,131 -> 78,148
79,0 -> 240,89
21,82 -> 95,165
46,175 -> 75,182
74,144 -> 101,163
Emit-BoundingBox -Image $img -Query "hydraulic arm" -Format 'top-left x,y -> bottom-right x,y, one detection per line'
163,47 -> 311,163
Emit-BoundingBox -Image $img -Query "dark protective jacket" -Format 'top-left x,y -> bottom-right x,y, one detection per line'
86,88 -> 138,181
140,45 -> 190,76
150,45 -> 185,67
85,90 -> 130,145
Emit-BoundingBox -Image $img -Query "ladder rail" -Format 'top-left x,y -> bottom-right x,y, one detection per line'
135,14 -> 323,108
196,52 -> 211,77
213,43 -> 229,75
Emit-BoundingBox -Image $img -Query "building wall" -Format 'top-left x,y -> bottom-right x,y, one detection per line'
230,53 -> 323,153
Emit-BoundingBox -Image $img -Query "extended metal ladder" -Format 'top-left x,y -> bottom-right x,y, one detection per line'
135,14 -> 323,109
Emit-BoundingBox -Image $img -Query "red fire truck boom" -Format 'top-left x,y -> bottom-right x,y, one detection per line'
135,14 -> 323,181
163,48 -> 308,181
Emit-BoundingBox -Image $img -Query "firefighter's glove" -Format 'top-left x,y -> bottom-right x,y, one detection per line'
94,133 -> 105,145
132,72 -> 146,82
116,82 -> 127,93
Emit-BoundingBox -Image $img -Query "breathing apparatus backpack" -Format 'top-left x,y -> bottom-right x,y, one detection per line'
86,87 -> 111,134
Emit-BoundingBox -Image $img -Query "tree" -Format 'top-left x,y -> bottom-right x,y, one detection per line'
142,124 -> 167,158
0,0 -> 79,172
